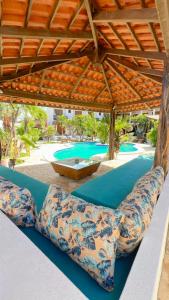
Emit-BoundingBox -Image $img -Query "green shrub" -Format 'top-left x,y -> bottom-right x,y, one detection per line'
147,122 -> 158,147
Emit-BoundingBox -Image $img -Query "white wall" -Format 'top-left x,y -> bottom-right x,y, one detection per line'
43,108 -> 104,124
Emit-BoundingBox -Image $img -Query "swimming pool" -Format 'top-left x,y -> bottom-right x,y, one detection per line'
54,142 -> 137,160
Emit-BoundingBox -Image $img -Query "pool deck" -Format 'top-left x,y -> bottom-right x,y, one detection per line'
15,142 -> 168,300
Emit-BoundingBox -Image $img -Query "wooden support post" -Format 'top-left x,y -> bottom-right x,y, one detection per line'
154,57 -> 169,176
109,108 -> 115,160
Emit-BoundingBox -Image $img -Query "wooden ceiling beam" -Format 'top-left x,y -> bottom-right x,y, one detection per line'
148,23 -> 161,52
98,30 -> 112,48
0,96 -> 109,112
0,90 -> 160,112
1,26 -> 93,41
93,86 -> 106,101
0,89 -> 112,110
117,96 -> 161,109
105,59 -> 141,99
93,8 -> 158,23
48,0 -> 62,28
67,0 -> 84,29
107,23 -> 127,49
70,60 -> 91,96
0,60 -> 69,83
100,63 -> 114,102
156,0 -> 169,54
105,48 -> 166,60
24,0 -> 33,27
84,0 -> 98,58
0,51 -> 93,66
107,56 -> 163,78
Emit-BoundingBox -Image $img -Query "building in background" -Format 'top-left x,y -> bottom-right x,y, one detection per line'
43,108 -> 104,125
43,107 -> 160,126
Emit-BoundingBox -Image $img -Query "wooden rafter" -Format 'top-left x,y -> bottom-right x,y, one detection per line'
70,60 -> 91,97
48,0 -> 62,28
98,30 -> 112,48
113,0 -> 121,9
126,23 -> 143,50
0,89 -> 112,110
105,49 -> 166,60
0,51 -> 93,66
24,0 -> 33,27
107,56 -> 163,78
84,0 -> 98,57
112,1 -> 152,69
0,61 -> 69,83
105,60 -> 141,99
108,23 -> 127,49
100,63 -> 114,103
148,23 -> 160,52
93,8 -> 158,23
66,41 -> 75,53
117,96 -> 161,109
80,41 -> 92,53
67,0 -> 84,29
140,0 -> 160,52
94,86 -> 106,101
156,0 -> 169,54
0,26 -> 93,41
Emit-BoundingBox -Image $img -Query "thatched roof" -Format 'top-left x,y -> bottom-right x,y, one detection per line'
0,0 -> 166,112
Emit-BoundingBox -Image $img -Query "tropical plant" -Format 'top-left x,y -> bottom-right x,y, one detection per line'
97,119 -> 109,144
0,103 -> 21,157
72,115 -> 86,140
44,125 -> 56,141
114,118 -> 132,152
19,135 -> 36,156
147,121 -> 159,147
131,114 -> 149,140
57,115 -> 68,135
9,139 -> 19,160
0,128 -> 10,159
0,103 -> 48,160
83,113 -> 98,140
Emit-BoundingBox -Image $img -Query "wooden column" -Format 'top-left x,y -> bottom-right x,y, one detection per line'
109,109 -> 116,160
154,57 -> 169,176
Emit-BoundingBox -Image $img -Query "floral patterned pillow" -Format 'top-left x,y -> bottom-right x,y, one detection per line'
36,185 -> 123,291
0,176 -> 36,227
117,166 -> 164,256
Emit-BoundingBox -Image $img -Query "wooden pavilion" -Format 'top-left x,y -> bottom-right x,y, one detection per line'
0,0 -> 168,173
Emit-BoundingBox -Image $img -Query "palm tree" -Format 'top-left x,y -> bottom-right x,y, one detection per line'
57,115 -> 68,136
72,115 -> 86,141
83,113 -> 98,141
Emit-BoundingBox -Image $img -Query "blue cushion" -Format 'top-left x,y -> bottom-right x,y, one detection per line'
72,156 -> 153,209
20,226 -> 137,300
0,166 -> 49,214
0,160 -> 148,299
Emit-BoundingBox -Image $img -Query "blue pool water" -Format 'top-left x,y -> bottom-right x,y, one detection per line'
54,142 -> 137,160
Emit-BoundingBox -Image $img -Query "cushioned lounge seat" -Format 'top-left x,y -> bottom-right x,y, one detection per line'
72,155 -> 153,209
0,156 -> 152,300
20,226 -> 137,300
0,166 -> 48,214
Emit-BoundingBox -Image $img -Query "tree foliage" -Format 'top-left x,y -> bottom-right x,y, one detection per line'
147,121 -> 159,147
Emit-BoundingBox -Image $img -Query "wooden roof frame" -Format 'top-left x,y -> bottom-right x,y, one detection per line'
0,0 -> 166,112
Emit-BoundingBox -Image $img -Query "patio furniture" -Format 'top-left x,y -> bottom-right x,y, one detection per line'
72,155 -> 153,209
0,157 -> 153,300
51,158 -> 101,180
